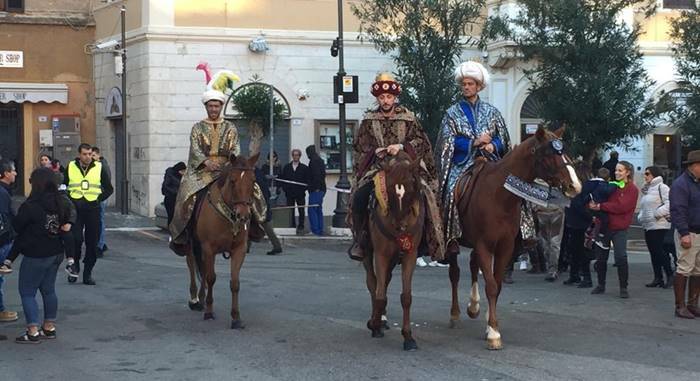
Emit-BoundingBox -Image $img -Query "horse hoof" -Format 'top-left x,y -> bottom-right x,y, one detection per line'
487,337 -> 503,350
189,301 -> 204,311
230,320 -> 245,330
449,319 -> 459,329
371,329 -> 384,338
467,308 -> 480,319
203,312 -> 215,320
403,339 -> 418,351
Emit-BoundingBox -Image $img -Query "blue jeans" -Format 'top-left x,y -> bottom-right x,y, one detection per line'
18,255 -> 62,327
308,191 -> 325,235
98,201 -> 106,250
0,242 -> 11,312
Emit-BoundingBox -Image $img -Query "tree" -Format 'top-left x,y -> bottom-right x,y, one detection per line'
669,7 -> 700,149
352,0 -> 486,142
231,75 -> 289,154
482,0 -> 657,161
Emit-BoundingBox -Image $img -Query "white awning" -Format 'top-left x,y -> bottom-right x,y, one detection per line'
0,82 -> 68,104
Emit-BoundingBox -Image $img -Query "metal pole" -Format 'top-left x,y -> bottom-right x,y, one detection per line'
269,84 -> 275,196
120,5 -> 129,215
332,0 -> 350,228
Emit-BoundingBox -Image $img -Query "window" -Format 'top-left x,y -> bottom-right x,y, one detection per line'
662,0 -> 696,10
315,120 -> 357,173
0,0 -> 24,12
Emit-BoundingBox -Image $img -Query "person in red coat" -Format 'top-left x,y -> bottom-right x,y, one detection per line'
589,161 -> 639,298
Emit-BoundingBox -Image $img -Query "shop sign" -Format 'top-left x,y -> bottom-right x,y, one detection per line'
0,51 -> 23,68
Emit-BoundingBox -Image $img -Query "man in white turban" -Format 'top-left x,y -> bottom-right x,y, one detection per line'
434,61 -> 513,260
169,90 -> 265,255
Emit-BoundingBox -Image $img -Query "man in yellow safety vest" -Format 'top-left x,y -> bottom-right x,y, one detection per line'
63,143 -> 113,285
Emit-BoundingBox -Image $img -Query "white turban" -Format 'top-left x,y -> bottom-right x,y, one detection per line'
201,90 -> 227,105
454,61 -> 490,89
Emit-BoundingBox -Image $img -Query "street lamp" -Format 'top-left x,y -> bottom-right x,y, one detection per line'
331,0 -> 351,228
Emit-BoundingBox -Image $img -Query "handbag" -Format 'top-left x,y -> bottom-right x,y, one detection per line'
657,185 -> 671,223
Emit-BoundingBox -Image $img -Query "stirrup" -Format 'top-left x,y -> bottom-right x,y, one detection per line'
348,243 -> 364,261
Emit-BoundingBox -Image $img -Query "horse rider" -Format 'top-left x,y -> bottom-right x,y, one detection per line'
169,89 -> 266,256
348,73 -> 444,262
436,61 -> 533,260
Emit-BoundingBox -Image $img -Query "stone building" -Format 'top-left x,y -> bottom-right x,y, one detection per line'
0,0 -> 95,194
90,0 -> 691,217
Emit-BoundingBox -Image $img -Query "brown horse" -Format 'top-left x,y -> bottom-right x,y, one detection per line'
363,151 -> 424,351
449,126 -> 581,349
186,153 -> 259,329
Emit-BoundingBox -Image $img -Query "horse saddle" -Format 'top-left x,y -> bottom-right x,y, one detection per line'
454,158 -> 488,213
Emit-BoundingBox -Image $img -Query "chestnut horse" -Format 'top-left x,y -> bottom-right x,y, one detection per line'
449,126 -> 581,349
363,151 -> 424,351
186,153 -> 259,329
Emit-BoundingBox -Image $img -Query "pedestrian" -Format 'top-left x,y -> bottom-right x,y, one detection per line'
602,151 -> 619,177
670,150 -> 700,319
63,143 -> 113,285
0,167 -> 75,343
261,151 -> 283,203
348,72 -> 444,262
255,167 -> 282,255
638,166 -> 674,288
583,168 -> 618,250
563,164 -> 594,288
91,147 -> 110,257
280,149 -> 310,235
39,153 -> 52,169
162,162 -> 186,226
305,145 -> 326,236
0,159 -> 19,323
533,181 -> 566,282
589,161 -> 639,298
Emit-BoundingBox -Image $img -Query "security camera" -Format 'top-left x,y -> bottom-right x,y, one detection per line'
95,40 -> 120,50
330,38 -> 339,57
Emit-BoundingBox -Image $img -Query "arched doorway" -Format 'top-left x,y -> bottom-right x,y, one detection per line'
654,87 -> 692,181
224,81 -> 292,159
519,93 -> 544,142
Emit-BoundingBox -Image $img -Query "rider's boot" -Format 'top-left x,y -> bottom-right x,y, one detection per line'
169,231 -> 191,257
348,212 -> 367,262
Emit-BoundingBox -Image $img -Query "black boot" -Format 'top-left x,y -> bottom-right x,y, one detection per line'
645,278 -> 664,288
578,274 -> 593,288
82,264 -> 96,286
618,263 -> 629,298
591,259 -> 606,294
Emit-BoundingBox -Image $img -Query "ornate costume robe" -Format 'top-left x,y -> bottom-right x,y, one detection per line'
170,118 -> 264,243
435,98 -> 512,245
351,106 -> 445,258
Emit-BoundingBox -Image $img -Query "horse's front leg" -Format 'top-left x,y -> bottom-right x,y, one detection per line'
401,250 -> 418,351
229,238 -> 247,330
202,244 -> 217,320
467,251 -> 481,319
448,252 -> 461,327
368,250 -> 390,338
186,254 -> 203,311
475,244 -> 501,350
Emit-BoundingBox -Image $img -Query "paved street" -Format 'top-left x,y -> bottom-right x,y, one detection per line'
1,229 -> 698,381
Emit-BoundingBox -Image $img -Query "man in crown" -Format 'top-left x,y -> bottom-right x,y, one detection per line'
348,73 -> 444,261
169,89 -> 266,256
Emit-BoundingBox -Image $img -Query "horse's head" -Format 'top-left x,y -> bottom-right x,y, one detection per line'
218,152 -> 260,208
381,151 -> 422,220
530,126 -> 581,198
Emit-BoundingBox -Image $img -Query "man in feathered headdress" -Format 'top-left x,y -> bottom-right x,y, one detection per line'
169,79 -> 266,256
348,73 -> 444,262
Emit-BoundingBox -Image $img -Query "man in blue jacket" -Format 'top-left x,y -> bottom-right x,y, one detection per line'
0,159 -> 18,323
670,150 -> 700,319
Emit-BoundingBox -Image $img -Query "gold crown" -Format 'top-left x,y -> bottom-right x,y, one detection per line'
375,72 -> 395,82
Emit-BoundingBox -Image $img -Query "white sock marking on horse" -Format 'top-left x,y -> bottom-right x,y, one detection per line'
190,298 -> 199,304
381,315 -> 388,322
240,172 -> 245,179
486,325 -> 501,340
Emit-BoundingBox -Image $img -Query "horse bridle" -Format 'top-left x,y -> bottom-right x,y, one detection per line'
222,164 -> 257,206
531,138 -> 574,185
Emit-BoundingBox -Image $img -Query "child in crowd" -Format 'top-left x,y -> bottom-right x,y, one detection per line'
584,168 -> 620,250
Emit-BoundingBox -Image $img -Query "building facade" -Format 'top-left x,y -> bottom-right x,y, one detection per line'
91,0 -> 689,217
0,0 -> 95,194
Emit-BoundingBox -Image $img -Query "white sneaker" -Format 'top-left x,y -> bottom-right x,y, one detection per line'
428,260 -> 448,268
417,257 -> 428,267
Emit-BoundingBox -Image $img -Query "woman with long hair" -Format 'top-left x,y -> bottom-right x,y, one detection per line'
0,167 -> 75,343
638,166 -> 673,288
589,161 -> 639,298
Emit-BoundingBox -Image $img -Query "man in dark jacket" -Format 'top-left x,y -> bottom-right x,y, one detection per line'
0,159 -> 18,322
670,150 -> 700,319
92,147 -> 111,257
602,151 -> 619,176
63,144 -> 114,285
162,162 -> 186,226
305,145 -> 326,236
255,167 -> 282,255
280,149 -> 310,234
